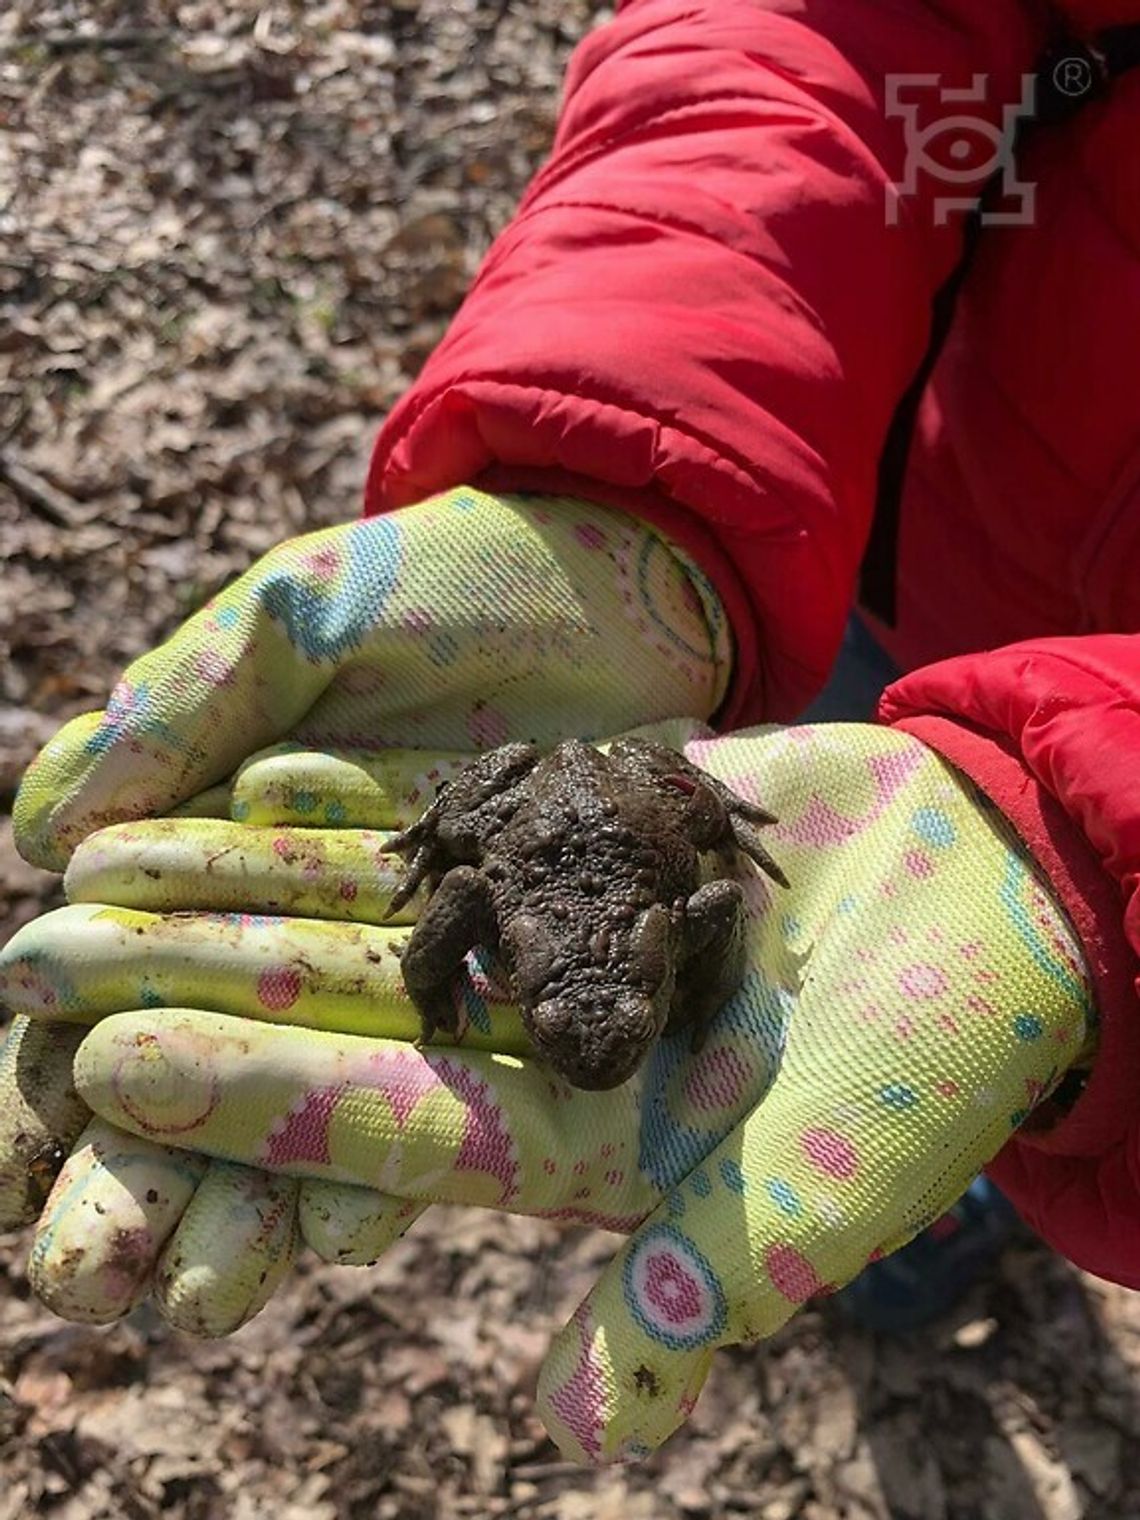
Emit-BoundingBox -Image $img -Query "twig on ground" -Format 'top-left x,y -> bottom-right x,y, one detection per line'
0,453 -> 94,527
3,29 -> 171,56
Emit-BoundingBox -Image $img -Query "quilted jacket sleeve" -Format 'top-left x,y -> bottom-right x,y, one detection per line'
365,0 -> 1047,722
881,639 -> 1140,1289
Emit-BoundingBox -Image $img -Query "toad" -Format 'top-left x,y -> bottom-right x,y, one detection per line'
387,738 -> 786,1090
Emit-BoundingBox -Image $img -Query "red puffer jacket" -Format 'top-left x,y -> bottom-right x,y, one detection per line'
365,1 -> 1140,1287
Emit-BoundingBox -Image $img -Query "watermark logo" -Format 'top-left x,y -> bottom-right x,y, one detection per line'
885,72 -> 1037,226
1049,51 -> 1098,100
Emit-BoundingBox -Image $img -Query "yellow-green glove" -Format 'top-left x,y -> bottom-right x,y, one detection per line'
15,488 -> 730,873
0,752 -> 473,1331
2,487 -> 729,1314
4,722 -> 1096,1461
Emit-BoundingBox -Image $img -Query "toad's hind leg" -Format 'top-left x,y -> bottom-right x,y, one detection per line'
679,779 -> 788,889
670,878 -> 748,1049
607,737 -> 787,886
399,866 -> 495,1045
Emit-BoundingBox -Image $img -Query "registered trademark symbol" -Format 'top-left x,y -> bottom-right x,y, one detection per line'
1052,54 -> 1095,97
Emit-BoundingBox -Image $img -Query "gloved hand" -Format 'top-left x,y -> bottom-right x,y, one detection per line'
2,489 -> 732,1331
0,749 -> 490,1330
15,488 -> 729,873
5,721 -> 1096,1461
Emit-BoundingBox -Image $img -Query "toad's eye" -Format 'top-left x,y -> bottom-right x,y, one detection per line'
661,773 -> 695,795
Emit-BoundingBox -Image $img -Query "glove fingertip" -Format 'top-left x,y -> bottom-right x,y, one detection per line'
155,1163 -> 300,1336
13,712 -> 112,873
537,1297 -> 714,1466
299,1181 -> 428,1265
29,1118 -> 207,1324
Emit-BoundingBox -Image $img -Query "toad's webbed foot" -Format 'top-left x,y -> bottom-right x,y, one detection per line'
607,737 -> 788,887
386,742 -> 541,917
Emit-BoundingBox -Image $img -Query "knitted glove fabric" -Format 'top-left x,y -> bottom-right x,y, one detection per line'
2,489 -> 727,1318
12,721 -> 1095,1460
15,488 -> 729,875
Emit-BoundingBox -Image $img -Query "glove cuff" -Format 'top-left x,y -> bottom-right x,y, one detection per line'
368,467 -> 754,727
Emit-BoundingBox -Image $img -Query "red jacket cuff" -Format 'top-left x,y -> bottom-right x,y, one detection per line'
887,711 -> 1140,1161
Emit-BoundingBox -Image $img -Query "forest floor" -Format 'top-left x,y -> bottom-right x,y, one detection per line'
2,4 -> 1139,1517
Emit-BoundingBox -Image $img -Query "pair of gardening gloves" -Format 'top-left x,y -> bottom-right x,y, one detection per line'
2,488 -> 1095,1464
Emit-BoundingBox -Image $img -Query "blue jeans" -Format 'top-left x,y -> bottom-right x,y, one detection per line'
799,616 -> 900,724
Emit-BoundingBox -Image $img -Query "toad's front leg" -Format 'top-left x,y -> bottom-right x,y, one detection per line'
670,878 -> 748,1048
399,866 -> 496,1044
386,742 -> 540,914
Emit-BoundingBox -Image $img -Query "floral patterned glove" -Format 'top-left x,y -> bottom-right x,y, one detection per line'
1,488 -> 728,1309
5,721 -> 1096,1461
15,488 -> 729,873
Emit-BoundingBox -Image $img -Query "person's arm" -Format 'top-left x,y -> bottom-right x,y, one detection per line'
880,635 -> 1140,1287
366,0 -> 1049,721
